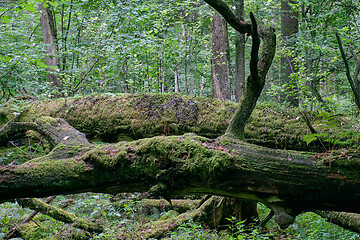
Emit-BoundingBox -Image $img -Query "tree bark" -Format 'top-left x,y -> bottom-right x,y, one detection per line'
39,2 -> 62,89
280,0 -> 299,107
203,0 -> 252,34
211,4 -> 257,224
211,11 -> 231,100
351,50 -> 360,94
225,13 -> 276,140
234,0 -> 246,102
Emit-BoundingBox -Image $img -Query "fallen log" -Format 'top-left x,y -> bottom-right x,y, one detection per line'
141,199 -> 201,213
316,211 -> 360,234
6,196 -> 57,239
0,94 -> 332,151
17,198 -> 103,233
1,117 -> 360,229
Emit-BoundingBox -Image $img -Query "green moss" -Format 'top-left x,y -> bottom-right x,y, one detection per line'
36,116 -> 59,126
325,149 -> 360,178
17,158 -> 87,184
2,94 -> 359,152
82,145 -> 127,169
19,221 -> 55,239
245,107 -> 309,150
129,134 -> 235,181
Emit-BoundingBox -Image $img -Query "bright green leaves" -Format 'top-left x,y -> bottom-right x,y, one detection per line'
0,15 -> 11,23
302,111 -> 360,149
35,59 -> 49,68
0,56 -> 12,62
25,3 -> 36,12
303,133 -> 329,145
42,1 -> 59,8
48,1 -> 59,8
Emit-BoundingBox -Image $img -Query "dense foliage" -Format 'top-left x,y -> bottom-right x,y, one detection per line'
1,0 -> 359,114
1,0 -> 360,239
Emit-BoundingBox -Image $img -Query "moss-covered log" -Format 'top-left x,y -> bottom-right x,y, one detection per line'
141,199 -> 201,213
316,211 -> 360,234
6,196 -> 56,239
1,94 -> 348,151
0,94 -> 237,141
1,117 -> 360,229
17,198 -> 103,233
136,196 -> 238,239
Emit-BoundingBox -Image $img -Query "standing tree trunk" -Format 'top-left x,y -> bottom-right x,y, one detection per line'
39,2 -> 62,89
280,0 -> 298,106
211,11 -> 231,100
234,0 -> 246,102
211,5 -> 258,225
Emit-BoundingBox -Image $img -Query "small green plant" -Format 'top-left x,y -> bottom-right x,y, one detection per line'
166,219 -> 217,240
302,111 -> 360,149
224,216 -> 272,240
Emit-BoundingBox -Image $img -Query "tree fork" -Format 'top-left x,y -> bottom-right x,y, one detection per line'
225,13 -> 276,140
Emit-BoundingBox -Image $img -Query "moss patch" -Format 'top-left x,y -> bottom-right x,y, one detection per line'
128,134 -> 235,181
17,158 -> 88,185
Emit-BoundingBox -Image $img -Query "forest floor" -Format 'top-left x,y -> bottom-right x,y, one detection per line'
0,191 -> 359,239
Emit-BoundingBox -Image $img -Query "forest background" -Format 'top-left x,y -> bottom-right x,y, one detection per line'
1,0 -> 360,239
1,0 -> 358,110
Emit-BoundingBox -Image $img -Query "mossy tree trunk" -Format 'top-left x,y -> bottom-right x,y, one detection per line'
2,116 -> 360,230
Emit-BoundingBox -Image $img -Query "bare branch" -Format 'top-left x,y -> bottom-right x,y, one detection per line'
335,33 -> 360,110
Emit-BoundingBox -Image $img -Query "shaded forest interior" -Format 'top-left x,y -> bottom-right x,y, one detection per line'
1,0 -> 360,239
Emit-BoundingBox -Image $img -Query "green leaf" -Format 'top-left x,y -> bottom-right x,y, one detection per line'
303,134 -> 318,145
0,56 -> 11,62
48,66 -> 58,70
25,3 -> 36,12
1,16 -> 11,23
35,59 -> 48,68
49,1 -> 59,7
43,2 -> 49,8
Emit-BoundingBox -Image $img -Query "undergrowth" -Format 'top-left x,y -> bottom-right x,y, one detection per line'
0,194 -> 359,239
